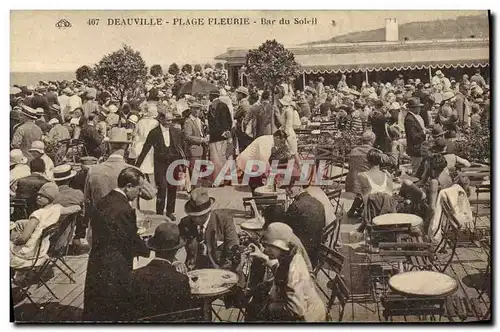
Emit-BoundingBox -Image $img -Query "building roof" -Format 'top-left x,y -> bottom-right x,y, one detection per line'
304,14 -> 489,45
215,38 -> 489,73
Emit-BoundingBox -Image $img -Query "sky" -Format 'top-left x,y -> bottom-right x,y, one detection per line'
10,10 -> 486,72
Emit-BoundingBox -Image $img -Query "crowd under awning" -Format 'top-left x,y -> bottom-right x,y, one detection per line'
297,47 -> 490,74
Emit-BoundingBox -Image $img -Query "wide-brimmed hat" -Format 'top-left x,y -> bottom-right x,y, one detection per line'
108,127 -> 131,144
184,187 -> 215,216
28,140 -> 45,154
279,95 -> 293,106
406,97 -> 424,108
146,222 -> 185,252
431,124 -> 446,138
10,149 -> 27,166
20,104 -> 38,119
53,164 -> 77,181
442,91 -> 456,102
436,70 -> 443,76
35,107 -> 45,116
235,86 -> 249,96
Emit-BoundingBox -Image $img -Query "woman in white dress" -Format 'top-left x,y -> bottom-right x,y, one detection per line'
129,104 -> 158,182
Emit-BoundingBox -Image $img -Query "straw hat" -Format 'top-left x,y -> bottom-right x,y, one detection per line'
108,127 -> 132,144
10,149 -> 27,166
108,104 -> 119,113
52,164 -> 77,181
48,118 -> 60,125
20,104 -> 38,119
184,187 -> 215,216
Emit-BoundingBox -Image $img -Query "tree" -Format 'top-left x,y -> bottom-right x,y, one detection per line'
94,44 -> 148,105
75,65 -> 94,81
204,63 -> 213,69
150,64 -> 163,77
181,64 -> 193,74
193,64 -> 203,73
246,40 -> 301,130
215,62 -> 224,70
168,62 -> 180,75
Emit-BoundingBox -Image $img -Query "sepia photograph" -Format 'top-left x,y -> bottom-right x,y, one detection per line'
9,9 -> 491,323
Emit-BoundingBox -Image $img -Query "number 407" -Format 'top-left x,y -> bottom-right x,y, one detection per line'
87,19 -> 100,26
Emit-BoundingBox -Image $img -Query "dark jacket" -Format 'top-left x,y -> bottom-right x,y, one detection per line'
31,93 -> 50,111
135,125 -> 185,172
80,123 -> 103,158
404,111 -> 426,157
207,100 -> 232,143
178,209 -> 239,270
82,190 -> 150,321
284,192 -> 325,268
15,173 -> 49,215
254,101 -> 274,137
125,259 -> 196,321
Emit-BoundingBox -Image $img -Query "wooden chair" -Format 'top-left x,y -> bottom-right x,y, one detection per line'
313,244 -> 349,321
315,146 -> 346,185
137,307 -> 205,322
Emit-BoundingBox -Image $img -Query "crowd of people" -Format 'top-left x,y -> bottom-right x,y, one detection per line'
10,65 -> 489,322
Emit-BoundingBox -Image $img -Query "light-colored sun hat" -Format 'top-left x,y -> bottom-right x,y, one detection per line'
279,95 -> 293,106
48,118 -> 60,125
108,104 -> 119,113
108,127 -> 132,144
235,86 -> 249,96
128,114 -> 139,124
10,149 -> 27,166
28,140 -> 45,154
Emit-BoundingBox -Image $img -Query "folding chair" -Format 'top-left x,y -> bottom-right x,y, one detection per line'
315,146 -> 346,186
313,244 -> 349,321
325,188 -> 342,215
321,214 -> 341,250
242,196 -> 285,218
11,221 -> 61,307
431,200 -> 459,273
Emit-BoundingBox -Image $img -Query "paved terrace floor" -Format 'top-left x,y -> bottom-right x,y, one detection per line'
11,183 -> 491,323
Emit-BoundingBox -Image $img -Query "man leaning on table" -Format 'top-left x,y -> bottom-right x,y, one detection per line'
178,187 -> 240,271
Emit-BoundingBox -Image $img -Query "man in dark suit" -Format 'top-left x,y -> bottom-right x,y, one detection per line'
83,167 -> 150,321
15,157 -> 49,216
404,98 -> 427,176
245,90 -> 274,138
183,102 -> 209,189
178,188 -> 240,271
80,114 -> 104,158
136,112 -> 185,220
282,178 -> 325,268
125,222 -> 200,321
207,92 -> 232,185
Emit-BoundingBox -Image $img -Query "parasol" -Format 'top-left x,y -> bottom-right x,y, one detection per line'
178,78 -> 218,97
10,87 -> 22,95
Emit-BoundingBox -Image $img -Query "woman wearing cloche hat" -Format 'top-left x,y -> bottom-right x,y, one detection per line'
246,222 -> 326,322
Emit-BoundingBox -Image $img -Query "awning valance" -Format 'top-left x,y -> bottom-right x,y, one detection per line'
297,47 -> 489,74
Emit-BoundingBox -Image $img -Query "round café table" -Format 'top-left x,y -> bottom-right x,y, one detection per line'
254,185 -> 286,197
136,211 -> 170,239
373,213 -> 423,228
389,271 -> 458,297
187,269 -> 239,321
241,217 -> 265,232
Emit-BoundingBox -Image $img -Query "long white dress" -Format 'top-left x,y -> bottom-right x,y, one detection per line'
130,117 -> 158,174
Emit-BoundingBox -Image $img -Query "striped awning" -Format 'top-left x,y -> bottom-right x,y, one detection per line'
297,47 -> 489,74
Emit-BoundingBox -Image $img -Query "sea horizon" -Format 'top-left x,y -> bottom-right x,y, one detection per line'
10,71 -> 76,86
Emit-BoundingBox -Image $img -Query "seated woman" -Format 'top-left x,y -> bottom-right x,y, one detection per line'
351,149 -> 395,236
11,182 -> 81,282
247,223 -> 326,322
